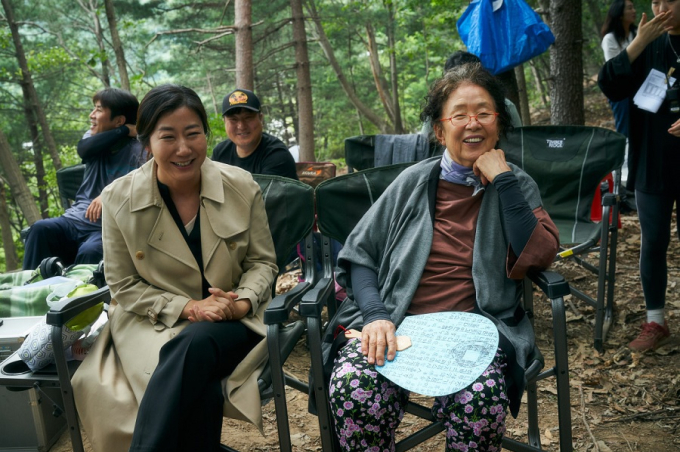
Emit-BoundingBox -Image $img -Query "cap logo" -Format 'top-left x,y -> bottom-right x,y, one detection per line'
229,91 -> 249,106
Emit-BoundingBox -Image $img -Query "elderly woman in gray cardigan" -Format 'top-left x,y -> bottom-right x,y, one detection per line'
325,63 -> 559,452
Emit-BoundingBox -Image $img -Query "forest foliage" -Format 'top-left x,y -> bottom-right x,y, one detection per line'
0,0 -> 648,271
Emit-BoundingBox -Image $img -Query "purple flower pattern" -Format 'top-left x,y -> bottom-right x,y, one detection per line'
329,340 -> 510,451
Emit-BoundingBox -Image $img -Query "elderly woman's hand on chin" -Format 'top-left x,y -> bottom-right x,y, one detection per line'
361,319 -> 397,366
473,148 -> 512,185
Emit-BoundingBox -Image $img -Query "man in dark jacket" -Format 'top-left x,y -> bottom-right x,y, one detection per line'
23,88 -> 144,269
212,89 -> 297,180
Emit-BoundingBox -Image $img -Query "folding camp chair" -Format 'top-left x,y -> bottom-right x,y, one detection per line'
20,164 -> 86,243
1,174 -> 317,452
300,163 -> 572,452
500,126 -> 626,353
344,134 -> 441,172
55,164 -> 86,209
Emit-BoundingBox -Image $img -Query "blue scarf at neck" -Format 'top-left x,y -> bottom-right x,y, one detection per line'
440,151 -> 485,196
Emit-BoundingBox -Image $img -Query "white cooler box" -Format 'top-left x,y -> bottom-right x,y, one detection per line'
0,316 -> 67,451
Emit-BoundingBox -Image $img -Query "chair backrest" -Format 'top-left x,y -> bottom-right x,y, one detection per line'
345,134 -> 440,172
315,163 -> 415,245
55,164 -> 85,209
253,174 -> 315,275
500,126 -> 625,244
344,135 -> 376,172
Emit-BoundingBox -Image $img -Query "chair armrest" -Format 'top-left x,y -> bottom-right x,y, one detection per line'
602,192 -> 618,207
524,356 -> 544,382
528,271 -> 570,299
264,281 -> 312,325
45,286 -> 111,328
299,277 -> 334,318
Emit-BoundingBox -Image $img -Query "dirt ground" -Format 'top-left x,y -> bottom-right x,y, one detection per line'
49,88 -> 680,451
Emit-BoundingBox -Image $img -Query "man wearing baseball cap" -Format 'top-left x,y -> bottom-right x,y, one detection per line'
212,88 -> 297,180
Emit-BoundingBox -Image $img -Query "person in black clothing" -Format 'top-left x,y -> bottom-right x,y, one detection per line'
22,88 -> 144,270
598,1 -> 679,351
211,88 -> 297,180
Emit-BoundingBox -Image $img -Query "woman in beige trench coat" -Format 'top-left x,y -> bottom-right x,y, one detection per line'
71,84 -> 278,452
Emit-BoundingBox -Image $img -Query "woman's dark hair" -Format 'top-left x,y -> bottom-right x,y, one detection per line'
601,0 -> 637,46
136,84 -> 210,149
420,63 -> 512,139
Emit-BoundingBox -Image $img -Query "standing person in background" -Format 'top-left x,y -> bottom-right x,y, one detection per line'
598,1 -> 679,352
602,0 -> 637,139
601,0 -> 638,212
212,89 -> 298,180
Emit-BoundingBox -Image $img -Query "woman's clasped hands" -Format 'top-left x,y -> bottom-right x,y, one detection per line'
184,287 -> 250,323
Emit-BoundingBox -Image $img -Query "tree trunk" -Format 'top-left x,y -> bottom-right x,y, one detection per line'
19,82 -> 49,218
347,35 -> 366,135
0,178 -> 20,271
291,0 -> 315,162
32,143 -> 48,219
25,107 -> 49,218
385,1 -> 404,134
0,129 -> 41,225
496,69 -> 520,111
529,60 -> 550,109
235,0 -> 254,90
275,73 -> 292,146
104,0 -> 130,91
206,70 -> 219,116
514,64 -> 532,126
549,0 -> 584,125
82,0 -> 112,87
2,0 -> 62,171
365,23 -> 397,127
584,0 -> 603,40
305,0 -> 390,132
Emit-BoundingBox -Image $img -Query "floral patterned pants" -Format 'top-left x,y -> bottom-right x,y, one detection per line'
329,339 -> 509,452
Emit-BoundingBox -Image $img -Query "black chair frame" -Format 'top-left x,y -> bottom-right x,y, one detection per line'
301,165 -> 574,452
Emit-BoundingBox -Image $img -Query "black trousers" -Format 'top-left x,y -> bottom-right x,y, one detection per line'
22,216 -> 102,269
129,320 -> 262,452
636,189 -> 680,311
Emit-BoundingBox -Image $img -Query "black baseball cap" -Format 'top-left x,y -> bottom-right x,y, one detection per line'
222,89 -> 261,116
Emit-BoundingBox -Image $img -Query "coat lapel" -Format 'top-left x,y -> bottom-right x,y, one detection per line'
129,160 -> 199,272
200,160 -> 252,284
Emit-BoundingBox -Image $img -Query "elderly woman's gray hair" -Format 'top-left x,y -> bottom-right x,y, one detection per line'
420,63 -> 513,139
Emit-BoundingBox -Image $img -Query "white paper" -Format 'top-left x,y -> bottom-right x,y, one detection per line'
633,68 -> 676,113
376,312 -> 499,397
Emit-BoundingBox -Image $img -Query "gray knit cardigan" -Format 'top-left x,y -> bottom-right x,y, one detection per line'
324,157 -> 549,416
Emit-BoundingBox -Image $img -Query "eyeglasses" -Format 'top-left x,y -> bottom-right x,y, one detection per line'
439,112 -> 499,127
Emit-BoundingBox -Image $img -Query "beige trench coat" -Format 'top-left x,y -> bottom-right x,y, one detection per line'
72,158 -> 278,452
